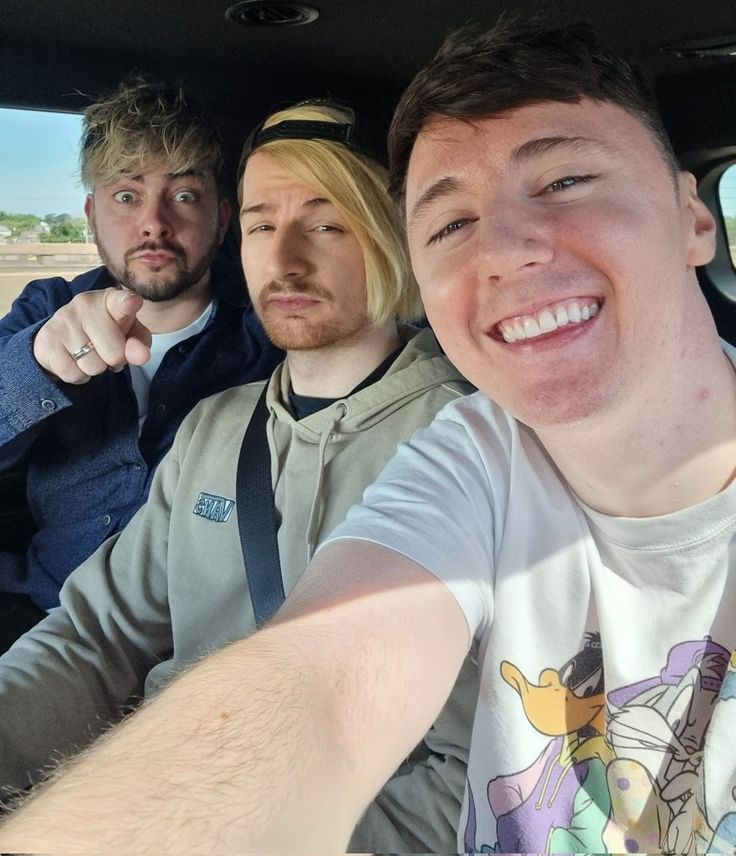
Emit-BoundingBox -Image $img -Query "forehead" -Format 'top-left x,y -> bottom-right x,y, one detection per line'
97,163 -> 213,189
240,151 -> 332,209
405,99 -> 657,209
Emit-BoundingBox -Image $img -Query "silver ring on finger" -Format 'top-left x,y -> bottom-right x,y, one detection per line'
71,341 -> 95,361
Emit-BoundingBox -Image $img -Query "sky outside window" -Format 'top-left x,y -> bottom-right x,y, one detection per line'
0,108 -> 85,218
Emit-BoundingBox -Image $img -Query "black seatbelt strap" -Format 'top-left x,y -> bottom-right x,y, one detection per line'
236,383 -> 285,626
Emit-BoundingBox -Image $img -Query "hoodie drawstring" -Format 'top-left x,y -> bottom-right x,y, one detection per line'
304,403 -> 347,562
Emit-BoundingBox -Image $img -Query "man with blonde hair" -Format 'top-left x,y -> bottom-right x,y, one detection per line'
0,77 -> 281,651
0,101 -> 475,853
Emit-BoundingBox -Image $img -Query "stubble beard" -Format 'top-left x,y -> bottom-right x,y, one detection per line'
97,234 -> 220,303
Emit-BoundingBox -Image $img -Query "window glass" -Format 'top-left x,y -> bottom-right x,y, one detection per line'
0,108 -> 99,316
718,164 -> 736,269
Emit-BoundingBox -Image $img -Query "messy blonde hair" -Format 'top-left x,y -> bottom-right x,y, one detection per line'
240,103 -> 423,324
80,76 -> 223,191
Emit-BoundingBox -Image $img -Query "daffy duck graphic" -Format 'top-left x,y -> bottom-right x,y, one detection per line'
482,633 -> 614,853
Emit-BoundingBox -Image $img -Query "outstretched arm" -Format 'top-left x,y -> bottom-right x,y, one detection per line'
0,540 -> 469,853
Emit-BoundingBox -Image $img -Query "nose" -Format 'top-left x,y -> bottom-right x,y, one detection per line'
477,202 -> 554,283
264,226 -> 310,282
139,195 -> 173,240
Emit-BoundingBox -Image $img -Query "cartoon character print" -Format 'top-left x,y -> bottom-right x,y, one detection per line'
606,638 -> 729,854
471,634 -> 614,853
463,635 -> 730,855
702,649 -> 736,854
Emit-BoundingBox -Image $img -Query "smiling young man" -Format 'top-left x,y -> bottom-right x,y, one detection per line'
0,18 -> 733,855
0,78 -> 281,649
0,101 -> 474,854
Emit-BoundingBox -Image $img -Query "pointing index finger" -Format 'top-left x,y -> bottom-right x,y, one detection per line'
105,288 -> 144,328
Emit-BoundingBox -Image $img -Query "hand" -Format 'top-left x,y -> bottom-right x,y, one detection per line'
33,288 -> 153,384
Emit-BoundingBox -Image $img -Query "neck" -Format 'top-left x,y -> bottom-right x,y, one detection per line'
287,320 -> 402,397
136,273 -> 213,334
538,329 -> 736,517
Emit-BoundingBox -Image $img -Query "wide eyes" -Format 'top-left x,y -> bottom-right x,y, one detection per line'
111,188 -> 200,204
174,190 -> 198,203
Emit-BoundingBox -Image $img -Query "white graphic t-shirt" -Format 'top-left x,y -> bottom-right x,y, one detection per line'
326,349 -> 736,855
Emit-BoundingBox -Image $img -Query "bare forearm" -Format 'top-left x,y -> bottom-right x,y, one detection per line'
0,627 -> 359,853
0,543 -> 468,853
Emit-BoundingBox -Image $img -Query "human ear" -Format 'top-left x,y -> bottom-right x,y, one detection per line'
682,172 -> 716,267
83,194 -> 96,237
217,197 -> 232,244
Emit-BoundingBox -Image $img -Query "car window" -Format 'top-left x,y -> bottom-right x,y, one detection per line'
719,164 -> 736,270
0,107 -> 99,316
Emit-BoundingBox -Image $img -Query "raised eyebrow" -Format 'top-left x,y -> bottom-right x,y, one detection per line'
408,176 -> 464,228
303,196 -> 331,209
115,171 -> 205,184
511,135 -> 618,163
240,201 -> 274,217
239,197 -> 332,218
167,170 -> 207,180
108,175 -> 144,186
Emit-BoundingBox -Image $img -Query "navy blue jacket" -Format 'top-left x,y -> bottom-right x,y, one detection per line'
0,261 -> 282,609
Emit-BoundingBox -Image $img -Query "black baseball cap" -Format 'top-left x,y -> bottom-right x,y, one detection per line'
237,99 -> 388,185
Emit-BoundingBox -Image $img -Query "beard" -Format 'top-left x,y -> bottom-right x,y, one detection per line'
97,235 -> 220,302
256,280 -> 372,351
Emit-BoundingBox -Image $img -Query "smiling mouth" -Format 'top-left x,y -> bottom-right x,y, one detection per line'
496,298 -> 601,343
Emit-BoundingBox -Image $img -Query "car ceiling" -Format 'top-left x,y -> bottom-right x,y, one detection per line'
4,0 -> 736,339
3,0 -> 736,158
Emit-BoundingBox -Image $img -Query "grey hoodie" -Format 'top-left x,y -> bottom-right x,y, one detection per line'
0,326 -> 476,851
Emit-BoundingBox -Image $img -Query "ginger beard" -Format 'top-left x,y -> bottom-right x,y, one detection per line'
255,279 -> 373,351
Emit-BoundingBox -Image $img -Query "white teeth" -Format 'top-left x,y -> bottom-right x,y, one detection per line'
498,299 -> 599,343
523,317 -> 541,337
538,310 -> 556,333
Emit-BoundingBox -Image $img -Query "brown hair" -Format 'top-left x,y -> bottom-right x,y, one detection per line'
388,17 -> 679,203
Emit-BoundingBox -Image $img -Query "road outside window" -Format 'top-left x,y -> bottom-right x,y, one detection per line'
0,108 -> 99,316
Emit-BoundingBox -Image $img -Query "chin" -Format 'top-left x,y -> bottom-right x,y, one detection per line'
488,380 -> 612,430
125,274 -> 197,303
262,315 -> 369,352
262,324 -> 330,351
